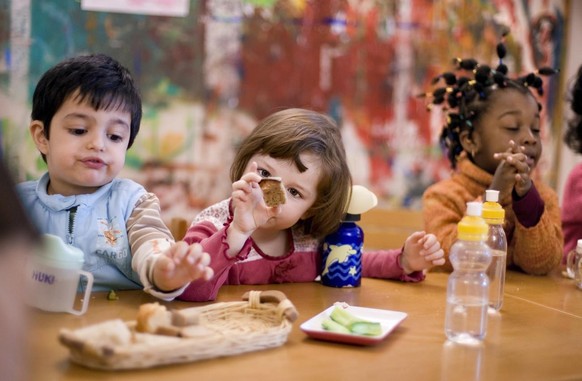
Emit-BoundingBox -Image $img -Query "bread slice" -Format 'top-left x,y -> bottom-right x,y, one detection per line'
259,177 -> 286,207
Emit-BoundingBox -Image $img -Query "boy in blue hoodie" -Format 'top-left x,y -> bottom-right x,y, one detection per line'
17,54 -> 213,299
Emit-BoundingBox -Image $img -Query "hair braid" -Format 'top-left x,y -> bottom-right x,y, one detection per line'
564,65 -> 582,154
419,30 -> 558,168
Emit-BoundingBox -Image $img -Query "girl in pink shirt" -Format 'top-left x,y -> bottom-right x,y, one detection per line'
562,65 -> 582,262
179,108 -> 444,301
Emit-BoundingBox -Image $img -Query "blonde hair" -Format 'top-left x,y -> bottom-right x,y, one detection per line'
230,108 -> 352,238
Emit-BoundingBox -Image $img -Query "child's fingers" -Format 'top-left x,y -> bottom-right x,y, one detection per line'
511,153 -> 530,171
238,162 -> 262,185
232,178 -> 255,194
232,179 -> 246,191
421,234 -> 438,249
157,255 -> 175,273
494,152 -> 520,164
407,231 -> 426,244
190,250 -> 211,267
419,235 -> 442,258
189,256 -> 213,281
423,249 -> 444,262
494,140 -> 522,160
432,257 -> 446,266
515,172 -> 530,184
403,232 -> 426,255
239,172 -> 263,185
181,243 -> 207,264
164,241 -> 189,262
231,189 -> 246,202
494,141 -> 517,159
493,152 -> 510,161
232,188 -> 256,205
202,267 -> 214,281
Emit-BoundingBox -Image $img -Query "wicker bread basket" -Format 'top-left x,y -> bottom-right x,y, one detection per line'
58,290 -> 298,370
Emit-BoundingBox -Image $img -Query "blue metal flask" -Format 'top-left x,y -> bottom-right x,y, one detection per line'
321,213 -> 363,288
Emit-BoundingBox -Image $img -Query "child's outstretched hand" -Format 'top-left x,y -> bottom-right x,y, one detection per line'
492,140 -> 533,198
153,241 -> 214,292
400,231 -> 445,274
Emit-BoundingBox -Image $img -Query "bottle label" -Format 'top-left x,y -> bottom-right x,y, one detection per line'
321,240 -> 362,288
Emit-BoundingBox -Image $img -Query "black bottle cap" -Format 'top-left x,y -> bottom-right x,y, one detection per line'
343,213 -> 361,222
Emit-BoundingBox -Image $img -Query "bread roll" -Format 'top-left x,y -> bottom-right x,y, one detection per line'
135,303 -> 171,333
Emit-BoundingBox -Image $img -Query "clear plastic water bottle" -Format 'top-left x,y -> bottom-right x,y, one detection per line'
445,202 -> 492,344
482,190 -> 507,311
566,239 -> 582,288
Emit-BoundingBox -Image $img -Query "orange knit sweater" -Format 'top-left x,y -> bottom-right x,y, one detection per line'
422,156 -> 562,275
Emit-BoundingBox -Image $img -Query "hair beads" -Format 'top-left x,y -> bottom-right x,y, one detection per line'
420,31 -> 558,168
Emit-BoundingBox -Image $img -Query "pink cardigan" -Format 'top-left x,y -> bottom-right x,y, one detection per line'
178,199 -> 424,301
561,162 -> 582,262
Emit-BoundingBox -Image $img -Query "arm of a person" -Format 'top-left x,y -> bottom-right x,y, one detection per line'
362,249 -> 425,282
510,182 -> 563,275
127,193 -> 187,301
561,165 -> 582,258
178,220 -> 253,301
422,187 -> 466,271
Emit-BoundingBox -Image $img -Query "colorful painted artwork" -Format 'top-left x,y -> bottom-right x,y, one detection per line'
0,0 -> 569,224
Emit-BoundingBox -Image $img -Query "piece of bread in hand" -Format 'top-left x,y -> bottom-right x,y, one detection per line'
259,177 -> 286,207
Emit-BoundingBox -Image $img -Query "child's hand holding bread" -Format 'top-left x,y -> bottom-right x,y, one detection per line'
227,162 -> 286,257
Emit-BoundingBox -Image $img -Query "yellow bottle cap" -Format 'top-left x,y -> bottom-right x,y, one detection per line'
482,190 -> 505,224
458,202 -> 488,241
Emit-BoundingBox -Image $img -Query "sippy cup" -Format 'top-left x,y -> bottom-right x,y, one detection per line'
566,239 -> 582,289
25,234 -> 93,315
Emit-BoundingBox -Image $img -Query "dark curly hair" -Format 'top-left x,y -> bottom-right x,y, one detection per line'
563,65 -> 582,154
420,31 -> 557,168
31,54 -> 142,161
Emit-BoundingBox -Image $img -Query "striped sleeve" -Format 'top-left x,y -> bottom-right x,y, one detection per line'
127,192 -> 174,249
128,193 -> 187,301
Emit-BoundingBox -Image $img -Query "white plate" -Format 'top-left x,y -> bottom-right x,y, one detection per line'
300,305 -> 407,346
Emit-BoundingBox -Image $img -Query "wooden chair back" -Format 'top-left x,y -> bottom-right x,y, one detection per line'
169,208 -> 423,248
170,217 -> 189,241
359,208 -> 423,250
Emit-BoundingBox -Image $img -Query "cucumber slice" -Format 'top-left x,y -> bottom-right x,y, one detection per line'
324,306 -> 383,336
321,318 -> 351,334
350,321 -> 382,336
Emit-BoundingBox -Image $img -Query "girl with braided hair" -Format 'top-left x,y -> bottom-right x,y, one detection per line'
561,65 -> 582,263
420,34 -> 563,275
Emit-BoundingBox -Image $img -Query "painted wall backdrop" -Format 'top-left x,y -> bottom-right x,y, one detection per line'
0,0 -> 569,224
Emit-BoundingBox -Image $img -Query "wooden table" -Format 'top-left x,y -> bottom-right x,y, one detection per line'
27,268 -> 582,381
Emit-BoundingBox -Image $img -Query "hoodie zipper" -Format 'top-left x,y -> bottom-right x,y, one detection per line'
67,206 -> 78,244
